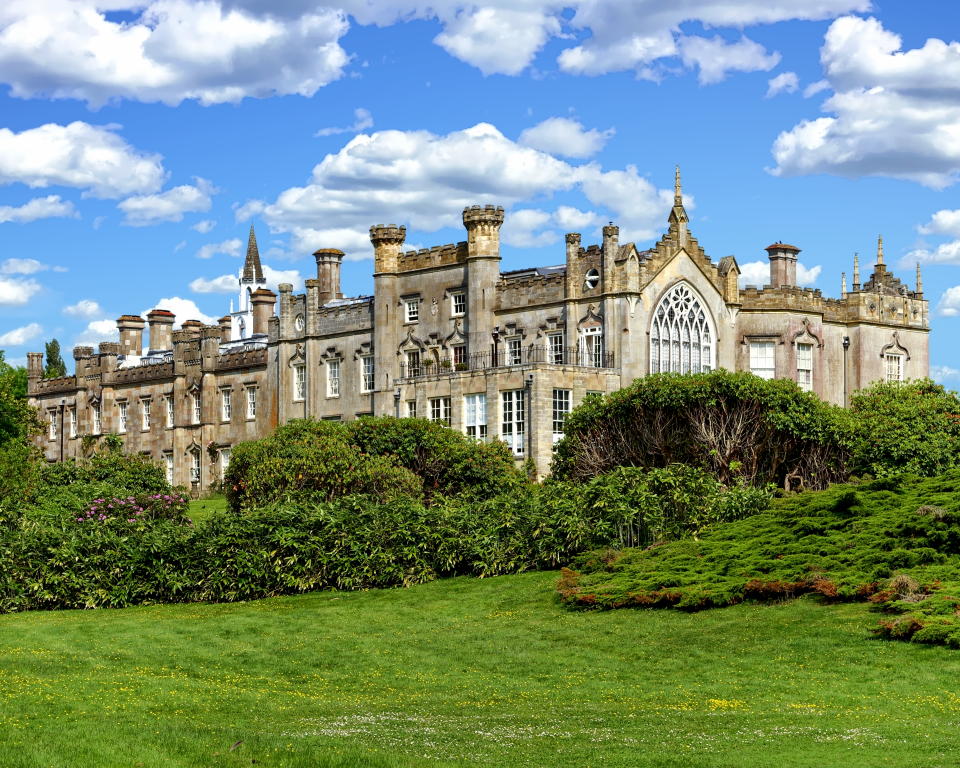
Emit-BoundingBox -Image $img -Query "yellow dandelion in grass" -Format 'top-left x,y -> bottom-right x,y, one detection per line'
706,699 -> 746,711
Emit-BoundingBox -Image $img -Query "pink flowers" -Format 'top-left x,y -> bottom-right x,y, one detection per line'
76,492 -> 189,525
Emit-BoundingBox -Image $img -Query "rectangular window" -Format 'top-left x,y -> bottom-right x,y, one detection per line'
246,387 -> 257,419
507,337 -> 522,366
220,447 -> 232,478
92,403 -> 102,435
190,451 -> 201,484
405,350 -> 421,377
580,328 -> 603,367
501,390 -> 525,456
451,292 -> 466,316
405,299 -> 419,323
164,395 -> 174,428
548,332 -> 564,365
141,399 -> 151,431
552,389 -> 572,444
361,355 -> 375,393
68,407 -> 77,439
293,364 -> 306,401
221,389 -> 232,421
118,402 -> 128,433
749,341 -> 776,380
406,400 -> 417,418
464,393 -> 487,441
163,452 -> 174,485
429,396 -> 451,426
191,393 -> 201,424
452,344 -> 467,368
327,360 -> 341,397
796,343 -> 813,392
48,410 -> 57,441
885,353 -> 904,382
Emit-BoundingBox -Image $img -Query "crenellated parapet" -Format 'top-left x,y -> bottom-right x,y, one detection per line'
216,347 -> 268,371
397,242 -> 468,272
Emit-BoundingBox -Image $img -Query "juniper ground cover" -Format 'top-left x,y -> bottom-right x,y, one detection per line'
2,571 -> 959,768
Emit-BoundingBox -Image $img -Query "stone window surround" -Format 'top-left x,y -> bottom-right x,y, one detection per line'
401,294 -> 421,324
140,397 -> 152,431
321,350 -> 342,399
220,386 -> 233,422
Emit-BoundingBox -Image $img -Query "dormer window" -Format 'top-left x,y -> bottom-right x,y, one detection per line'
584,269 -> 600,291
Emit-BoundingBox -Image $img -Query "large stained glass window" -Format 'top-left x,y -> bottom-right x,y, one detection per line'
649,282 -> 714,374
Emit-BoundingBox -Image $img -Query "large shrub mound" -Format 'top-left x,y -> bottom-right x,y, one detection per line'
225,417 -> 524,511
557,469 -> 960,648
552,370 -> 850,490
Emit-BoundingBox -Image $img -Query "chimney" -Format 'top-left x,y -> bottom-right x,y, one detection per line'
218,315 -> 232,342
250,288 -> 277,335
314,248 -> 344,305
117,315 -> 146,356
180,320 -> 204,341
27,352 -> 43,389
765,242 -> 801,288
146,309 -> 176,352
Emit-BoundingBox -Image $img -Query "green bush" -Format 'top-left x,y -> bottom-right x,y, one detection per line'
849,379 -> 960,478
552,370 -> 851,490
225,417 -> 524,511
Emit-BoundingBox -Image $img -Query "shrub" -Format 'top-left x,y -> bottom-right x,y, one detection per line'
552,370 -> 850,490
849,379 -> 960,478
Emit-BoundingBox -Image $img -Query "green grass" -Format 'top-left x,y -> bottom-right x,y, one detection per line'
187,493 -> 228,524
2,572 -> 960,767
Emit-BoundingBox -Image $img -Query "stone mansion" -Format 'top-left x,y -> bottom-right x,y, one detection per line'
27,170 -> 930,489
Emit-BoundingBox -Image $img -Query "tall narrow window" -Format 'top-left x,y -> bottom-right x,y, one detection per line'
548,332 -> 564,365
749,341 -> 776,380
405,350 -> 421,377
406,400 -> 417,418
327,359 -> 341,397
405,299 -> 419,323
246,387 -> 257,419
92,403 -> 102,435
293,364 -> 306,401
48,410 -> 57,440
191,393 -> 201,424
501,390 -> 525,456
163,452 -> 174,485
464,394 -> 487,440
885,353 -> 904,382
361,355 -> 375,393
141,399 -> 151,430
552,389 -> 572,444
190,450 -> 201,484
796,343 -> 813,392
507,337 -> 522,365
429,397 -> 451,426
452,344 -> 467,368
579,327 -> 603,367
220,447 -> 232,478
68,407 -> 77,439
649,282 -> 714,374
164,395 -> 174,428
118,402 -> 128,433
221,389 -> 232,421
451,292 -> 466,316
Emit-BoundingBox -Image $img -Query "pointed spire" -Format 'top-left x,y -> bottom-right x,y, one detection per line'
852,252 -> 860,290
876,234 -> 884,266
841,271 -> 847,297
674,165 -> 683,206
916,263 -> 923,296
667,164 -> 689,241
242,225 -> 265,283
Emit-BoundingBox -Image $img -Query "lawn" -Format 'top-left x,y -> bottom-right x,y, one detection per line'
1,571 -> 958,768
187,493 -> 228,524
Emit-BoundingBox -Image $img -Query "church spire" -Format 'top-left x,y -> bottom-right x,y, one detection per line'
667,164 -> 689,242
242,225 -> 265,283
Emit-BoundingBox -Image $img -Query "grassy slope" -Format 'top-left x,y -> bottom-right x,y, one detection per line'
2,572 -> 960,768
187,494 -> 228,524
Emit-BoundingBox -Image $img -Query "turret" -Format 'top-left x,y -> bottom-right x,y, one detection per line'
117,315 -> 146,356
765,242 -> 801,288
371,225 -> 406,274
463,205 -> 504,259
462,205 -> 504,354
314,248 -> 344,305
146,308 -> 175,352
250,288 -> 277,335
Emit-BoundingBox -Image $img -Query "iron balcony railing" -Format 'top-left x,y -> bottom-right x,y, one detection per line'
399,345 -> 615,378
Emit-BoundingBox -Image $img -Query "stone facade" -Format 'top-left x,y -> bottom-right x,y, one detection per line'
28,170 -> 930,488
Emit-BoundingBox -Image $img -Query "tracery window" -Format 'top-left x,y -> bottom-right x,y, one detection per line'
649,282 -> 714,374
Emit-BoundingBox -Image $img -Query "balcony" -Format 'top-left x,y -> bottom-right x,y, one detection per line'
399,345 -> 615,379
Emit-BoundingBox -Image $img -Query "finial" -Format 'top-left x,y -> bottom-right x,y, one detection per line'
674,165 -> 682,204
841,271 -> 847,297
916,263 -> 923,295
877,234 -> 884,265
853,252 -> 860,290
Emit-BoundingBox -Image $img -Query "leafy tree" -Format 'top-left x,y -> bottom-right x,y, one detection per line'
849,379 -> 960,477
0,351 -> 32,445
43,339 -> 67,379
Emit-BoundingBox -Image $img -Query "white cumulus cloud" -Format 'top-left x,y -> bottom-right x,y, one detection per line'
766,71 -> 799,97
197,237 -> 243,259
936,286 -> 960,317
192,219 -> 216,233
118,178 -> 215,225
190,263 -> 302,293
738,260 -> 822,287
75,318 -> 119,346
142,297 -> 216,326
0,321 -> 42,347
315,108 -> 374,137
63,299 -> 103,318
919,209 -> 960,238
2,257 -> 49,275
0,276 -> 41,305
678,35 -> 780,85
0,194 -> 76,223
519,117 -> 614,159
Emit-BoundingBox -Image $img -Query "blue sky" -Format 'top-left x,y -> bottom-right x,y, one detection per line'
1,0 -> 959,382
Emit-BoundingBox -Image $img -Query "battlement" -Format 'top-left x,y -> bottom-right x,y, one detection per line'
32,376 -> 77,396
462,204 -> 505,227
216,347 -> 268,372
370,224 -> 406,245
111,361 -> 175,384
398,242 -> 468,272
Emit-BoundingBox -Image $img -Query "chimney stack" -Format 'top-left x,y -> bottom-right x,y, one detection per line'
146,309 -> 176,352
117,315 -> 146,356
764,242 -> 801,288
314,248 -> 344,305
250,288 -> 277,335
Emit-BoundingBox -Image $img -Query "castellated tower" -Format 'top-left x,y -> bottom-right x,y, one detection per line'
463,205 -> 504,352
371,224 -> 407,412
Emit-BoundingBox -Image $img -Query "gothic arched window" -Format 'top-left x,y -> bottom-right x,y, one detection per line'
649,282 -> 714,374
